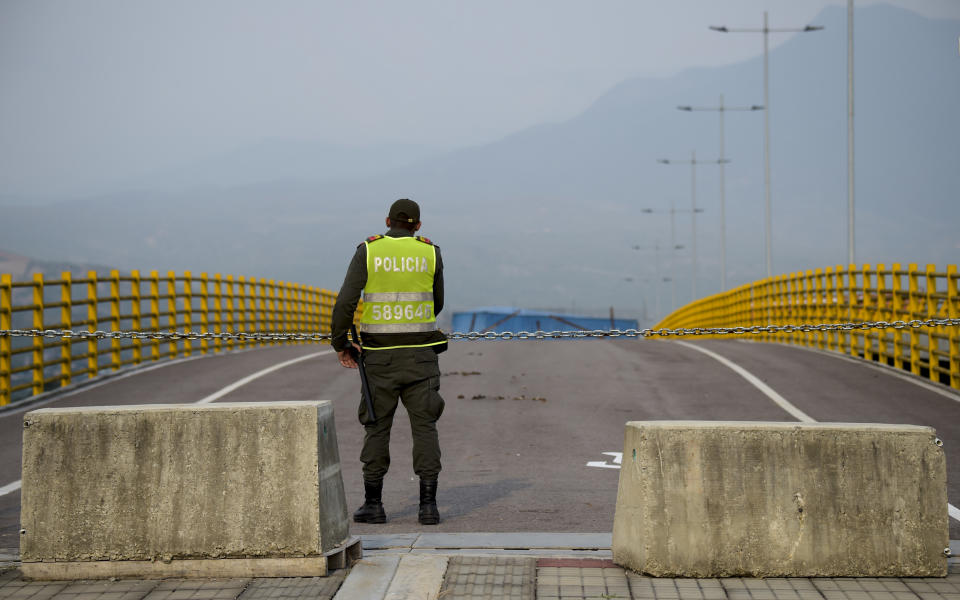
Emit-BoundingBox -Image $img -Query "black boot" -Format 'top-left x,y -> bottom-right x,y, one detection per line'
353,479 -> 386,523
418,479 -> 440,525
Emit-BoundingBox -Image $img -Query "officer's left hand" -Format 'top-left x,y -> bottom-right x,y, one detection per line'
337,343 -> 362,369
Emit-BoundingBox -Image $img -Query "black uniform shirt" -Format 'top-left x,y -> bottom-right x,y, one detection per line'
330,227 -> 447,353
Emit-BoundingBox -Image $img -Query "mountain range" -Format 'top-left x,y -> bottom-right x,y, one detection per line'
2,3 -> 957,324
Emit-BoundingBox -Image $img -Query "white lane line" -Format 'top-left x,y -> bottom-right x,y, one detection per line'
195,350 -> 334,404
0,480 -> 21,497
0,344 -> 285,419
0,350 -> 334,496
676,341 -> 816,423
0,355 -> 208,418
678,340 -> 960,523
737,339 -> 960,405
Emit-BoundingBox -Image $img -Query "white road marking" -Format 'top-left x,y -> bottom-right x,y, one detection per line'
585,462 -> 620,469
0,354 -> 207,418
0,349 -> 334,496
0,344 -> 290,419
0,480 -> 21,497
195,350 -> 334,404
675,341 -> 816,423
736,339 -> 960,405
586,452 -> 622,469
678,340 -> 960,524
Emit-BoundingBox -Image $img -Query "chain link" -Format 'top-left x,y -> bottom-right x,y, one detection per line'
448,318 -> 960,339
0,329 -> 333,343
0,318 -> 958,342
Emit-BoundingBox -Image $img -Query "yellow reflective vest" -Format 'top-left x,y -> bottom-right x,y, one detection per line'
360,235 -> 438,336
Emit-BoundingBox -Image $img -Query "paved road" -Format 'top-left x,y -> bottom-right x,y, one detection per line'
1,338 -> 958,550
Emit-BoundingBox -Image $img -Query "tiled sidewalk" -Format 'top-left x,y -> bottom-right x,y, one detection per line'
0,569 -> 346,600
439,556 -> 535,599
536,561 -> 631,599
531,564 -> 960,600
0,540 -> 957,600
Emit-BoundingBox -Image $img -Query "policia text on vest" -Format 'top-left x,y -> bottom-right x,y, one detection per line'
330,198 -> 446,526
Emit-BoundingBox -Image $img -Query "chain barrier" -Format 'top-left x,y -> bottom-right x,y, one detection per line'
0,329 -> 333,343
1,318 -> 958,343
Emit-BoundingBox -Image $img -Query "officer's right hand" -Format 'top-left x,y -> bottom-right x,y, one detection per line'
337,344 -> 362,369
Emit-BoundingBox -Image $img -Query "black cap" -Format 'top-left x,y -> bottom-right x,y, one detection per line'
388,198 -> 420,223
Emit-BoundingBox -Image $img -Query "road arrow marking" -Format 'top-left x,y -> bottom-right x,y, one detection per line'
586,452 -> 622,469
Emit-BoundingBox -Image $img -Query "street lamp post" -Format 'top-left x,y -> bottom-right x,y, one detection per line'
658,153 -> 723,301
710,13 -> 823,279
631,243 -> 663,319
677,97 -> 762,291
847,0 -> 855,266
640,209 -> 687,311
631,240 -> 686,321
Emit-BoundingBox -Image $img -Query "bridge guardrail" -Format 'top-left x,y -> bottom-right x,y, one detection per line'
3,264 -> 958,407
656,263 -> 959,390
0,270 -> 338,406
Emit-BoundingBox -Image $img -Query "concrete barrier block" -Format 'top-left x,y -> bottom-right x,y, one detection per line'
20,401 -> 350,579
612,421 -> 949,577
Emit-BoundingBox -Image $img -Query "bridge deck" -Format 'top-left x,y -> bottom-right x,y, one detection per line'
1,338 -> 958,548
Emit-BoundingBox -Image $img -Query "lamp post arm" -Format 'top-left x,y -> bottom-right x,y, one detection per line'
677,105 -> 763,112
711,26 -> 823,33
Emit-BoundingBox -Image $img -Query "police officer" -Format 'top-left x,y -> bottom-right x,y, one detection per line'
331,198 -> 447,525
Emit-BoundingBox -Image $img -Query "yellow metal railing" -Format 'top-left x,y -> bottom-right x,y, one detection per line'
656,263 -> 960,390
0,270 -> 338,406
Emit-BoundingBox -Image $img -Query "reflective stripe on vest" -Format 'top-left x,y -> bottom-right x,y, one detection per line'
360,322 -> 438,333
360,236 -> 437,334
363,291 -> 433,303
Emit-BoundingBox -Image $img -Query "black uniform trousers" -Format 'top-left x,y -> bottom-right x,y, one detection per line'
358,346 -> 444,483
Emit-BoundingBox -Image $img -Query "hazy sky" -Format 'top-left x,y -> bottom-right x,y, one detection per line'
1,0 -> 957,197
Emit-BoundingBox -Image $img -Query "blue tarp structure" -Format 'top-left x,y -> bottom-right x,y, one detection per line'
451,307 -> 638,333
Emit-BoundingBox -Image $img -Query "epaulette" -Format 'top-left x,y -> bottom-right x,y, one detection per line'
415,236 -> 433,245
357,234 -> 384,249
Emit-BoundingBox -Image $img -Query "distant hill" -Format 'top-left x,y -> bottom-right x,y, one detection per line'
0,250 -> 113,281
115,139 -> 447,193
2,4 -> 957,323
0,250 -> 116,336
